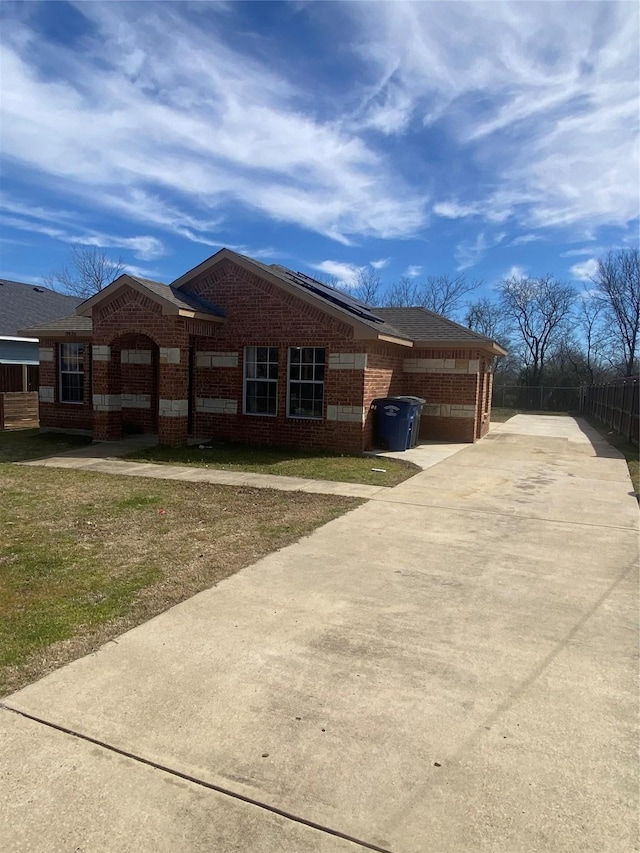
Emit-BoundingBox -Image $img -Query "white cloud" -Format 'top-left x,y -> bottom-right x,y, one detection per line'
404,264 -> 422,278
0,6 -> 427,244
504,265 -> 527,280
0,204 -> 165,261
510,234 -> 542,246
570,258 -> 598,281
560,246 -> 602,258
350,1 -> 639,233
312,260 -> 364,286
123,263 -> 163,281
433,201 -> 480,220
370,257 -> 390,270
455,232 -> 505,271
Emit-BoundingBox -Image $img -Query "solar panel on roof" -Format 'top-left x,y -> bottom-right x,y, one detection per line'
278,268 -> 385,323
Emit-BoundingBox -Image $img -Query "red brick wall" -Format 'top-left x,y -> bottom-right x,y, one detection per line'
401,348 -> 484,443
37,335 -> 93,433
184,260 -> 370,451
115,334 -> 158,435
91,289 -> 199,445
36,271 -> 496,450
361,343 -> 405,448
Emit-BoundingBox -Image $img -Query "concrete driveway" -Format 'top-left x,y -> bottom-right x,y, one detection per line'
2,415 -> 638,852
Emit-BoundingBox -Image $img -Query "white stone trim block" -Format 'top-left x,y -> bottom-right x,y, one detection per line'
92,345 -> 111,362
93,394 -> 122,412
328,353 -> 368,370
39,386 -> 54,403
403,358 -> 474,374
159,347 -> 181,365
326,404 -> 366,423
195,398 -> 238,415
121,394 -> 151,409
39,347 -> 54,363
121,350 -> 152,365
159,399 -> 188,418
450,404 -> 476,418
196,352 -> 238,368
423,403 -> 475,419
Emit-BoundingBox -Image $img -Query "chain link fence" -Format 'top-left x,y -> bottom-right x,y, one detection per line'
492,385 -> 581,412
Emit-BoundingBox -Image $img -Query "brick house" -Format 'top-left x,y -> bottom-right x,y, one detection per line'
22,249 -> 505,451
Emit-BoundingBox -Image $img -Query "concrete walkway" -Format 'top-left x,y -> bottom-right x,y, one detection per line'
19,435 -> 468,499
2,415 -> 638,852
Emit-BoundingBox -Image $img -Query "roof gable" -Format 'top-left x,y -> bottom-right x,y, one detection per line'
76,274 -> 225,321
172,249 -> 413,346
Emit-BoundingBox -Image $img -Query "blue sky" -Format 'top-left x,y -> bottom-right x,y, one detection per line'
0,0 -> 638,304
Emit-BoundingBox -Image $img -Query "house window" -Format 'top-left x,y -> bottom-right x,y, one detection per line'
288,347 -> 325,419
59,343 -> 85,404
244,346 -> 278,416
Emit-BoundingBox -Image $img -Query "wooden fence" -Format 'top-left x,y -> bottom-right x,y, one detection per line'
0,391 -> 39,430
582,376 -> 639,446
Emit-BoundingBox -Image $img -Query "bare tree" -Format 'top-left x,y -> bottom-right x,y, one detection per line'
464,296 -> 516,373
498,275 -> 575,386
465,296 -> 511,342
465,296 -> 515,376
575,291 -> 608,383
591,247 -> 640,376
419,273 -> 483,316
351,267 -> 382,305
46,246 -> 125,298
386,276 -> 421,307
385,273 -> 482,317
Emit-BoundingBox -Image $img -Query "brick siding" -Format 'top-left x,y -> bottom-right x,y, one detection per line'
36,262 -> 496,450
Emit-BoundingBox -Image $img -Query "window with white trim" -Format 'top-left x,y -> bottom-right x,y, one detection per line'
244,346 -> 278,416
59,343 -> 85,403
288,347 -> 325,419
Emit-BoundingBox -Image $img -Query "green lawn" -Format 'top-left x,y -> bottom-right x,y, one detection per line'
127,441 -> 419,487
0,428 -> 92,463
0,435 -> 361,696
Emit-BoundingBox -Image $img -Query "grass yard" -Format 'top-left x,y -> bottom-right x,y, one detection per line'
0,428 -> 92,463
127,440 -> 419,487
0,462 -> 361,696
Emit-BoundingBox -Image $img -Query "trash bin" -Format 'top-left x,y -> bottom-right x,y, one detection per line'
371,396 -> 425,451
395,396 -> 426,446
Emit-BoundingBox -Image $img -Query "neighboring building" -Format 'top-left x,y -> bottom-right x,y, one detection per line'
22,249 -> 506,450
0,279 -> 80,392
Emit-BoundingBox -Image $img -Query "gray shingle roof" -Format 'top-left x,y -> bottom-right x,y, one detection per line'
372,307 -> 496,346
127,276 -> 224,317
0,279 -> 81,336
19,314 -> 93,335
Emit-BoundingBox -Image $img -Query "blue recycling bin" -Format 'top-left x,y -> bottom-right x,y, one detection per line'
371,396 -> 425,451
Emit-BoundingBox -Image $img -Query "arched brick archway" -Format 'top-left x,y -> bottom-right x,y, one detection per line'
92,333 -> 160,441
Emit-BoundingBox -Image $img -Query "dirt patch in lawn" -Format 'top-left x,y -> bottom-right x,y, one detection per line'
0,465 -> 361,696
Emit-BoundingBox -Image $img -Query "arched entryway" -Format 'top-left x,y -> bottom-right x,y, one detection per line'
93,333 -> 159,441
111,333 -> 159,437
